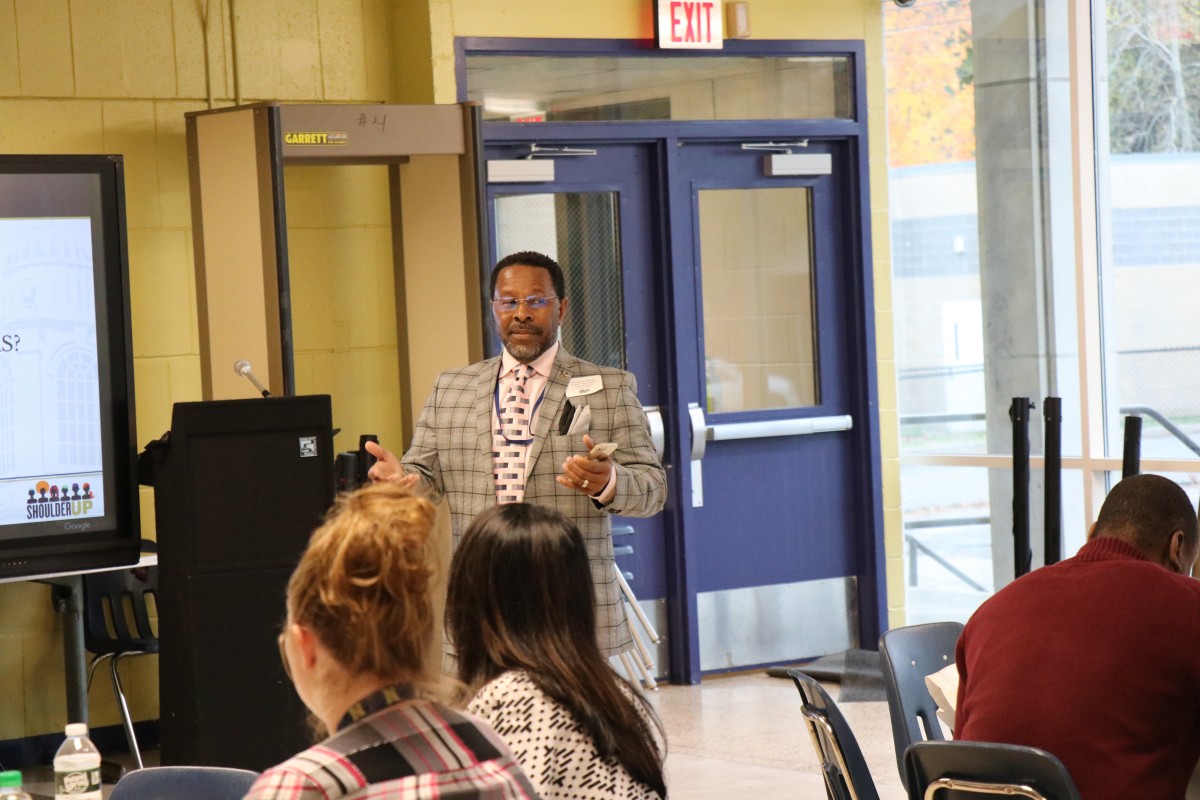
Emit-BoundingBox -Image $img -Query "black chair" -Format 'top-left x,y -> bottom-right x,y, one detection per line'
108,765 -> 259,800
905,741 -> 1081,800
879,621 -> 963,790
786,668 -> 881,800
82,545 -> 159,770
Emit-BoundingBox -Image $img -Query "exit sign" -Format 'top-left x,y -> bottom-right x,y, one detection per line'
655,0 -> 723,50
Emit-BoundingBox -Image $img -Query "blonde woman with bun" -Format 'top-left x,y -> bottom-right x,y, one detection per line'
243,483 -> 538,800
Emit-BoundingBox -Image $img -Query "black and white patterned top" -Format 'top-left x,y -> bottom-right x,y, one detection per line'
468,670 -> 665,800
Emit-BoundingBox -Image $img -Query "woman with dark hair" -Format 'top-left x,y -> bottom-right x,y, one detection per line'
448,503 -> 667,800
243,483 -> 538,800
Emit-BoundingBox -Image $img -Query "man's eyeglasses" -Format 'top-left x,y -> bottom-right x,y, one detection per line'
492,295 -> 559,312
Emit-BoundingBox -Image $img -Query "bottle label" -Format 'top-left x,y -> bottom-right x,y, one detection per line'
54,768 -> 99,796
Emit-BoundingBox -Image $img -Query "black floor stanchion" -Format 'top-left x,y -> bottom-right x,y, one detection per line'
1010,397 -> 1033,578
1043,397 -> 1062,566
1123,415 -> 1143,479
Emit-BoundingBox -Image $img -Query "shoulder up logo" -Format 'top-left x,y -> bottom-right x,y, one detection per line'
26,480 -> 94,520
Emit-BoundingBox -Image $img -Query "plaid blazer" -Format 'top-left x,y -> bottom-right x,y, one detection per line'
402,349 -> 667,655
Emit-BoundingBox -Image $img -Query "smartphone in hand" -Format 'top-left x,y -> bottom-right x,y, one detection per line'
587,442 -> 618,461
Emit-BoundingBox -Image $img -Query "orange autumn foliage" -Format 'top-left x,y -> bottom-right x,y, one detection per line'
885,0 -> 977,168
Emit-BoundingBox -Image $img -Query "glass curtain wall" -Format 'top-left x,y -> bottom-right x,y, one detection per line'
1096,2 -> 1200,473
886,0 -> 1200,624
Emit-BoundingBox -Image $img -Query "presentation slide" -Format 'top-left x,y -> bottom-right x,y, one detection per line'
0,218 -> 106,529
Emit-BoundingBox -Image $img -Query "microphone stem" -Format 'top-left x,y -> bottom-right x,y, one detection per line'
247,376 -> 270,397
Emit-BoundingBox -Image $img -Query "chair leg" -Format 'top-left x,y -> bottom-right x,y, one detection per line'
109,653 -> 143,770
618,651 -> 643,693
87,653 -> 113,691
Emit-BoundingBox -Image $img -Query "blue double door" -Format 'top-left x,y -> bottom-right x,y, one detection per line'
484,135 -> 883,683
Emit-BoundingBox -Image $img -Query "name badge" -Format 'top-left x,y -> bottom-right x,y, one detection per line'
565,375 -> 603,398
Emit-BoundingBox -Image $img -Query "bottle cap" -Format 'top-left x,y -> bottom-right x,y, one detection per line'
0,771 -> 21,788
64,722 -> 88,737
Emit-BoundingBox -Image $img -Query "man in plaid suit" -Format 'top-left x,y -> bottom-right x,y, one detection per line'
367,251 -> 666,656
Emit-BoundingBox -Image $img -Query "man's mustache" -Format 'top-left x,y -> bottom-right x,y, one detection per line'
507,324 -> 542,335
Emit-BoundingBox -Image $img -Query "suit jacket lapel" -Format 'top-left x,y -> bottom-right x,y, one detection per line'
526,351 -> 575,475
475,359 -> 501,501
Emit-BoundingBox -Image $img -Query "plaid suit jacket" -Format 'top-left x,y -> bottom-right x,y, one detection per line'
401,349 -> 667,655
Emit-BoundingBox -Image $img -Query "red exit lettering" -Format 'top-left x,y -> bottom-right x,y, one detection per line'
669,1 -> 716,44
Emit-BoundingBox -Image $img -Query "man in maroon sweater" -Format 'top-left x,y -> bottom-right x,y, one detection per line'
956,473 -> 1200,800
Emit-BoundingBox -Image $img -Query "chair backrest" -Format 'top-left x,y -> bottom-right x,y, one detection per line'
879,621 -> 963,789
82,561 -> 159,652
787,668 -> 881,800
905,741 -> 1081,800
109,766 -> 260,800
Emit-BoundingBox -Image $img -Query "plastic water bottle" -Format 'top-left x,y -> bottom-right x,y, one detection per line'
0,770 -> 33,800
53,723 -> 101,799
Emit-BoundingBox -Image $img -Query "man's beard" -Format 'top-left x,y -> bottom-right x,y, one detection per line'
504,324 -> 556,362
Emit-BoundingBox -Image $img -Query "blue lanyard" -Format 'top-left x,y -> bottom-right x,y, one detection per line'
494,373 -> 545,446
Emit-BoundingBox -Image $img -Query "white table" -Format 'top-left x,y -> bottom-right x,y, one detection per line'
0,553 -> 158,726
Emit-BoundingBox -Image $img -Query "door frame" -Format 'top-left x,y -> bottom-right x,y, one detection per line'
460,37 -> 884,684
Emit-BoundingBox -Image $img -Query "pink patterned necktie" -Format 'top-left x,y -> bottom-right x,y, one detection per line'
493,364 -> 535,503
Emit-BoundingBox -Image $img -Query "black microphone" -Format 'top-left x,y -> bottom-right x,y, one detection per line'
358,434 -> 379,487
233,359 -> 271,397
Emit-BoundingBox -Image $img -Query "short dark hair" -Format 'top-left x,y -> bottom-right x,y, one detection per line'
447,503 -> 665,795
489,251 -> 566,300
1095,474 -> 1199,555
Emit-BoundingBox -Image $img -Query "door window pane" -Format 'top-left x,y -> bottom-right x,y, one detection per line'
698,187 -> 817,413
493,192 -> 625,369
467,54 -> 853,122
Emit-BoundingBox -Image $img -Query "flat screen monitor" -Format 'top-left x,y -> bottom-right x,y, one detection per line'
0,154 -> 139,577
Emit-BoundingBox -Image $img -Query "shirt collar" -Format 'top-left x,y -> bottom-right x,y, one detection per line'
1076,535 -> 1151,563
337,683 -> 416,730
500,341 -> 559,380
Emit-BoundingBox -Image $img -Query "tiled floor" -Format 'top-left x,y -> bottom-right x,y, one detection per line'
649,670 -> 907,799
19,670 -> 905,799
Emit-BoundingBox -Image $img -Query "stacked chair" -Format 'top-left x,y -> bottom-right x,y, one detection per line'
879,621 -> 963,793
879,622 -> 1081,800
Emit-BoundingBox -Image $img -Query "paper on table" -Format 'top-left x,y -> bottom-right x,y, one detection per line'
924,663 -> 959,737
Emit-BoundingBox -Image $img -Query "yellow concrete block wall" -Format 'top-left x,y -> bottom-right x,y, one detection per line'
285,165 -> 405,456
